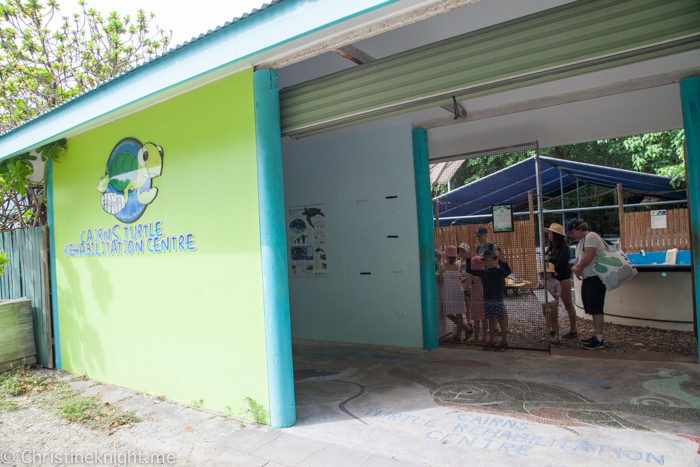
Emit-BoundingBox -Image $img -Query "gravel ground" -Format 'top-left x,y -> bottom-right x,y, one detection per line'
0,370 -> 253,466
441,295 -> 698,357
555,308 -> 699,356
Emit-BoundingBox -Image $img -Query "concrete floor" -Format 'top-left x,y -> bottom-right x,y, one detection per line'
286,342 -> 700,467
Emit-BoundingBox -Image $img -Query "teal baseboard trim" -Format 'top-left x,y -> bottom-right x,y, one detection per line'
412,129 -> 439,350
254,69 -> 296,427
680,77 -> 700,364
46,160 -> 61,369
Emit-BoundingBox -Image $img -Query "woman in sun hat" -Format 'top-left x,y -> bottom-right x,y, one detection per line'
437,245 -> 471,342
544,222 -> 577,339
537,262 -> 562,344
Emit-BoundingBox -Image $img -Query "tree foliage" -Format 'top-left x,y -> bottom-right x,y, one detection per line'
0,1 -> 171,230
0,0 -> 171,133
435,129 -> 686,235
0,138 -> 64,230
441,130 -> 686,194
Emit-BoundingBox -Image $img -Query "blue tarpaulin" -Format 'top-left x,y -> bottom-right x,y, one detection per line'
435,156 -> 686,225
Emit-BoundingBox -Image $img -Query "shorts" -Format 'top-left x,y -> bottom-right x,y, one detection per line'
582,276 -> 606,315
484,299 -> 505,320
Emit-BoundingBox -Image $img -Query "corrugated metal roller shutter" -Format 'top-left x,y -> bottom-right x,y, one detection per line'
280,0 -> 700,138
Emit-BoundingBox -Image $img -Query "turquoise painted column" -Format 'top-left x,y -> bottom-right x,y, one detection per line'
46,159 -> 61,369
253,69 -> 296,427
412,128 -> 439,350
680,77 -> 700,363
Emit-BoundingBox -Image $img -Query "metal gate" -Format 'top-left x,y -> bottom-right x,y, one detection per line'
0,226 -> 53,367
431,142 -> 554,351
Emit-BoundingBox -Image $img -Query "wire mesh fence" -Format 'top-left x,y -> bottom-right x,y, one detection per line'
432,142 -> 554,351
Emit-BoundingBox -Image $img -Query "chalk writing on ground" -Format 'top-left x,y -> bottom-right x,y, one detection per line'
363,408 -> 669,464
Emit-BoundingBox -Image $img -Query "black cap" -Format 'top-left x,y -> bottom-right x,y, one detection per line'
565,219 -> 583,235
475,226 -> 488,237
481,249 -> 497,259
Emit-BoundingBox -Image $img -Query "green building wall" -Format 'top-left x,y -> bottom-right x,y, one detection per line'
53,69 -> 271,416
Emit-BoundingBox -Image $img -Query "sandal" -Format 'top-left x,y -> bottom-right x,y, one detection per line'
561,332 -> 578,339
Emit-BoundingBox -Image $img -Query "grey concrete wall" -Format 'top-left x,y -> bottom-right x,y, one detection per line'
282,125 -> 424,347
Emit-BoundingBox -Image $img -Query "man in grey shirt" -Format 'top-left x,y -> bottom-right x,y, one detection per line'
475,226 -> 499,257
568,219 -> 607,350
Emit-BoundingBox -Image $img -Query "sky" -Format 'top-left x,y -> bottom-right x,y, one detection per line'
53,0 -> 266,47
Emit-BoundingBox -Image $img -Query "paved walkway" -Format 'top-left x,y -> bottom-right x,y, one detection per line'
3,344 -> 700,466
93,372 -> 435,467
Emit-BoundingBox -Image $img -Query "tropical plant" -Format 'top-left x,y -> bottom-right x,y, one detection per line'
0,0 -> 171,133
0,249 -> 9,274
0,138 -> 65,229
444,130 -> 685,192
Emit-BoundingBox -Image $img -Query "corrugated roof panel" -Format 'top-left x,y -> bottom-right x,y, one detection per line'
280,0 -> 700,137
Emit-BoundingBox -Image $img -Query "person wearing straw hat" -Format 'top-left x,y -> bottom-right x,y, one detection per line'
536,262 -> 562,344
544,222 -> 577,339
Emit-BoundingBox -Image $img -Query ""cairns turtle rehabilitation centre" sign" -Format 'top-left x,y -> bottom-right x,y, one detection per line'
63,138 -> 196,258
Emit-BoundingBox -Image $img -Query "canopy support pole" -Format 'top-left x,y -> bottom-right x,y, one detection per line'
618,184 -> 626,251
559,169 -> 566,226
534,144 -> 551,352
576,179 -> 581,219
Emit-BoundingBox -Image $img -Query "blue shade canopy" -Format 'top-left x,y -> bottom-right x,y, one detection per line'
435,156 -> 686,225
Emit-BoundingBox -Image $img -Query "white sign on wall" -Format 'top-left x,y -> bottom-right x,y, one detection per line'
288,204 -> 327,276
492,204 -> 514,233
650,210 -> 667,229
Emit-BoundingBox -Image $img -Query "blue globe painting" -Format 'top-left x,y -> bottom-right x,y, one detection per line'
290,219 -> 307,235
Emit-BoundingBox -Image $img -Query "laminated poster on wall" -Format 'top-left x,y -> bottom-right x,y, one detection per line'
492,204 -> 514,233
288,204 -> 327,276
650,210 -> 667,229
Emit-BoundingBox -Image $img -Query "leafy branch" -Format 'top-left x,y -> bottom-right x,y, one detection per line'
0,0 -> 172,133
0,138 -> 65,230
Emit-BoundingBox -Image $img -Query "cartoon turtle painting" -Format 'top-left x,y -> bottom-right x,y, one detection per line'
389,368 -> 700,431
97,138 -> 163,222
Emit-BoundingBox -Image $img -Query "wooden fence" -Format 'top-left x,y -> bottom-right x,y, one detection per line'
434,220 -> 539,286
0,226 -> 53,368
620,208 -> 690,253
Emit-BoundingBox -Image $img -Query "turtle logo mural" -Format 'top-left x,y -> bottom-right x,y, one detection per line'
97,138 -> 164,223
389,368 -> 700,431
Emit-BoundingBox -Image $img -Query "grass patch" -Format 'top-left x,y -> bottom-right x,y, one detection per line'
0,365 -> 139,430
239,397 -> 269,426
0,365 -> 52,396
0,398 -> 18,411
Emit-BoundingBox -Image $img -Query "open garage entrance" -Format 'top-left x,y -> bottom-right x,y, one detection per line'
272,0 -> 700,439
277,0 -> 698,354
